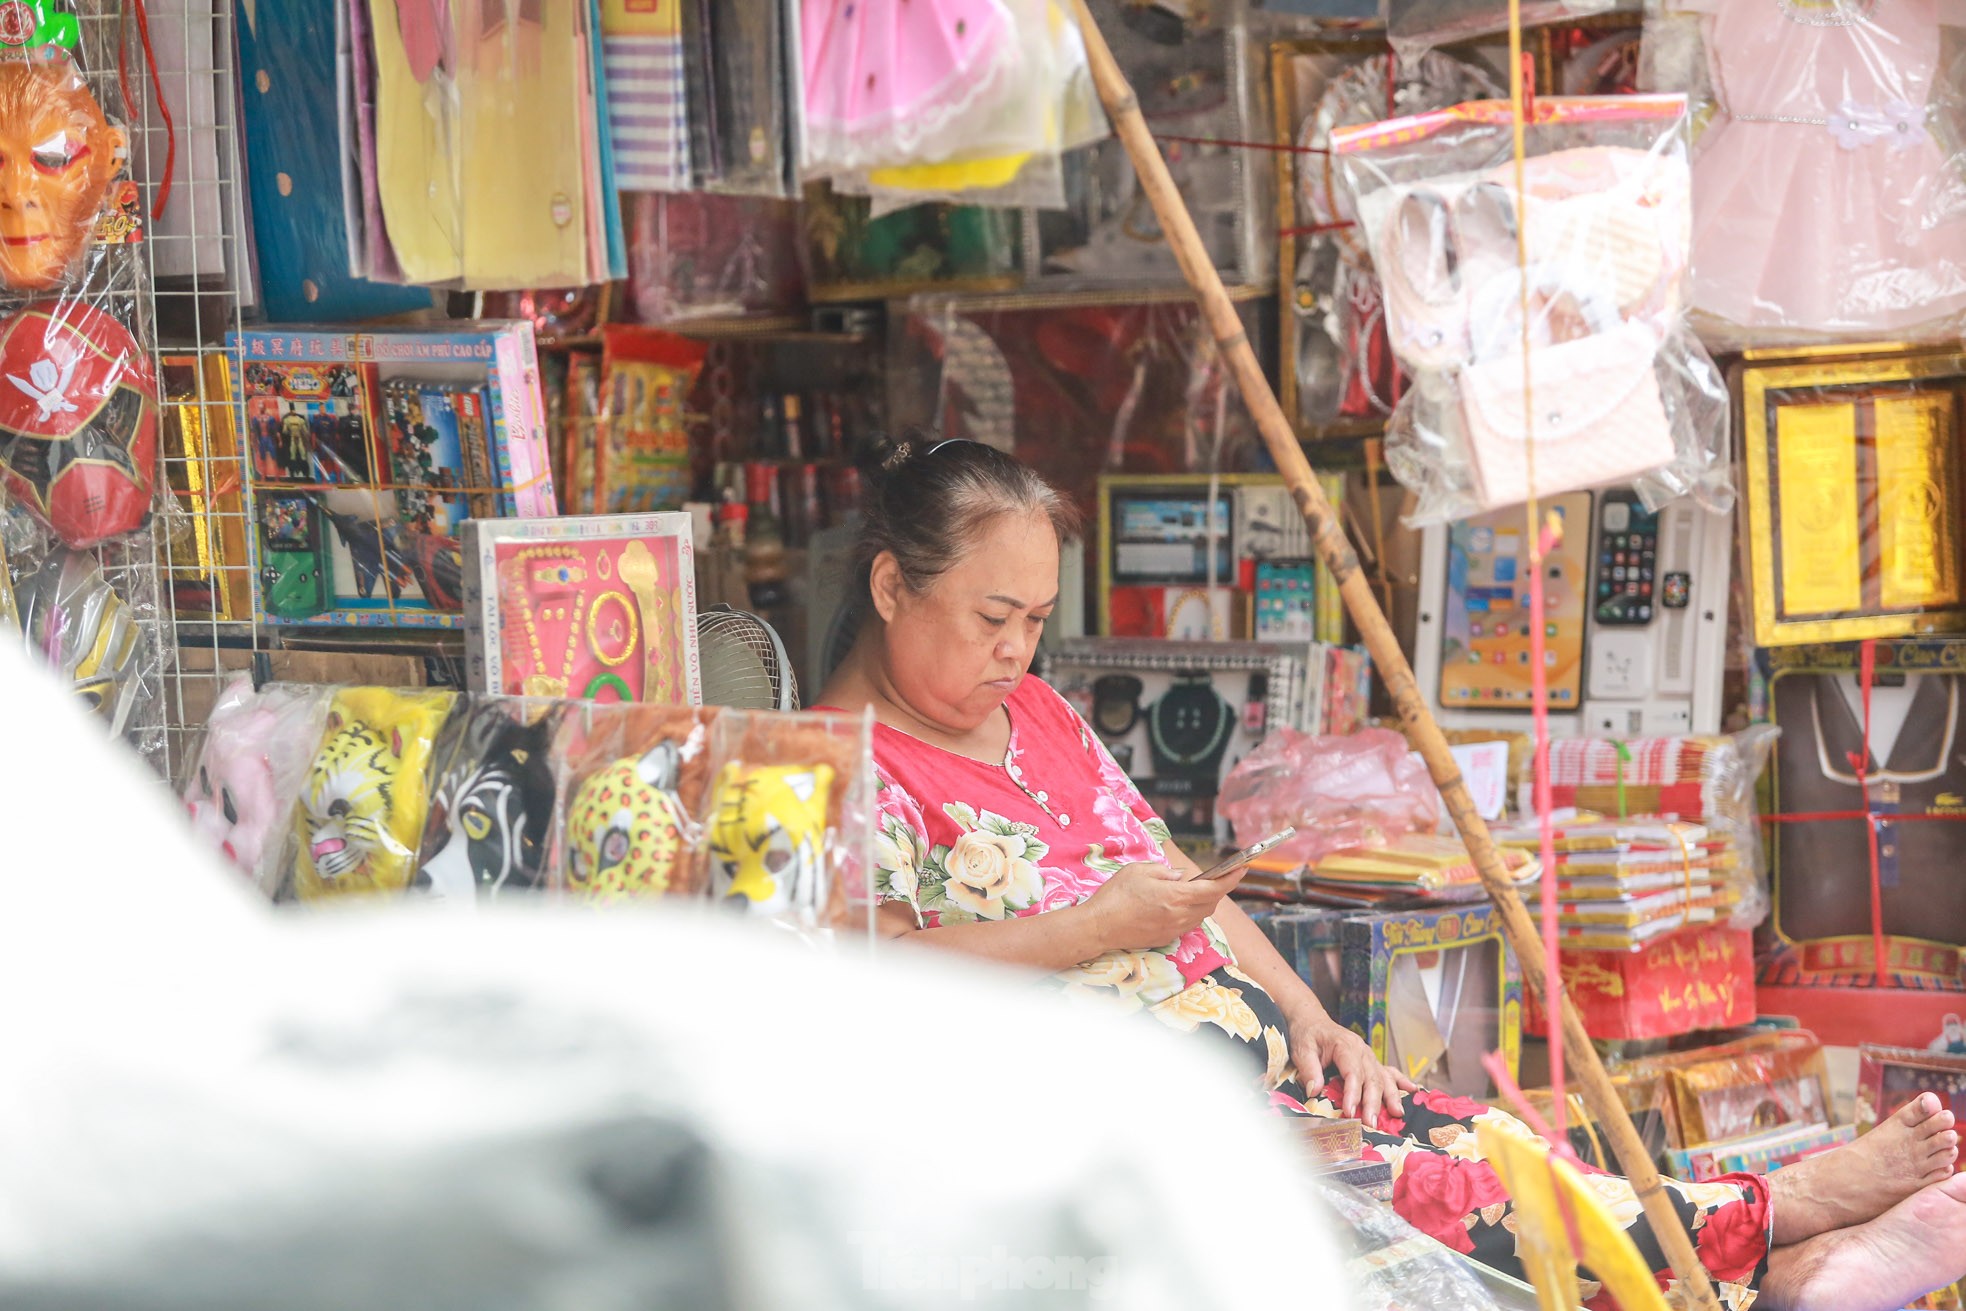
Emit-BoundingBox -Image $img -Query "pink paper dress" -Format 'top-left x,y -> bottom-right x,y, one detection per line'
1685,0 -> 1966,335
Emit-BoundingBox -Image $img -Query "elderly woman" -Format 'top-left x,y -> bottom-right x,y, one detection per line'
818,438 -> 1966,1311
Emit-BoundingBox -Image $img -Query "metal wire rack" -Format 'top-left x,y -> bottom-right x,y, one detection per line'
128,0 -> 257,780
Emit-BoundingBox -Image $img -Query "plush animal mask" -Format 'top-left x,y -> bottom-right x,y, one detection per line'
565,741 -> 695,900
411,698 -> 561,907
182,678 -> 330,888
705,762 -> 834,919
293,686 -> 456,900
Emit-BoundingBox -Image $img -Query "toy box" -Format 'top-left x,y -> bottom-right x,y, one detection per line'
462,514 -> 701,706
1339,903 -> 1523,1099
233,324 -> 553,628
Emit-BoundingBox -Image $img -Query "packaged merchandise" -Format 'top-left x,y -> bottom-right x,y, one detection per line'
233,324 -> 554,628
1517,1078 -> 1672,1173
411,697 -> 568,908
180,677 -> 333,894
1623,1030 -> 1833,1151
1762,641 -> 1966,995
1030,0 -> 1265,289
1495,815 -> 1736,949
1273,38 -> 1503,438
1736,347 -> 1966,646
626,194 -> 804,325
1218,727 -> 1442,867
14,544 -> 149,739
352,0 -> 624,289
802,188 -> 1023,301
463,513 -> 703,707
156,354 -> 251,621
1040,638 -> 1332,842
1339,902 -> 1523,1097
601,0 -> 691,193
291,686 -> 458,901
1855,1044 -> 1966,1162
1333,94 -> 1732,523
699,707 -> 879,935
1537,729 -> 1775,927
552,702 -> 717,900
1522,925 -> 1755,1041
1672,0 -> 1966,342
590,327 -> 707,514
1668,1123 -> 1854,1184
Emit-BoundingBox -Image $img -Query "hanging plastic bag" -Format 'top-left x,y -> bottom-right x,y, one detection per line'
1217,727 -> 1442,868
1334,94 -> 1731,525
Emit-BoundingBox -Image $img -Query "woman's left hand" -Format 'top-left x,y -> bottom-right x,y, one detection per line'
1287,1012 -> 1420,1129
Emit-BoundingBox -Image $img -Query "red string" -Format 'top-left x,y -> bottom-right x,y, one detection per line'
1278,220 -> 1358,239
118,0 -> 174,220
1853,640 -> 1889,988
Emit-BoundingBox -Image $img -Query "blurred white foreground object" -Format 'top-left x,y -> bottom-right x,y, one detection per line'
0,642 -> 1349,1310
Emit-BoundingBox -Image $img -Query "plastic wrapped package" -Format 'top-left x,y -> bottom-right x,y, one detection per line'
1670,0 -> 1966,344
552,702 -> 718,900
0,40 -> 164,557
1312,1176 -> 1516,1311
356,0 -> 622,289
409,696 -> 569,909
1277,44 -> 1503,436
801,0 -> 1106,212
802,186 -> 1024,301
1034,0 -> 1268,288
691,0 -> 796,197
593,328 -> 709,514
1216,727 -> 1442,867
626,194 -> 805,325
1386,0 -> 1639,54
12,539 -> 156,747
838,0 -> 1110,216
1335,94 -> 1732,524
180,677 -> 334,895
1622,1030 -> 1833,1150
290,687 -> 459,902
1540,727 -> 1777,928
700,707 -> 877,937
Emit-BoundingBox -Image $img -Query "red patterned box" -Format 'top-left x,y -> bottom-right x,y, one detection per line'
1525,926 -> 1756,1041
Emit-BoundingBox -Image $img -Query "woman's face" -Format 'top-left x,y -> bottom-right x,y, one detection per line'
875,509 -> 1060,733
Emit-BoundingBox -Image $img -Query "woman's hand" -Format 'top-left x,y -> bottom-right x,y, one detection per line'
1287,1011 -> 1419,1130
1080,861 -> 1244,952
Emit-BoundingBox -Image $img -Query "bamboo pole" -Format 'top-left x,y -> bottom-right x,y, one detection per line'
1067,6 -> 1721,1307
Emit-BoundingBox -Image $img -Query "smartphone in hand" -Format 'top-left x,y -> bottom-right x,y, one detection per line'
1190,826 -> 1297,881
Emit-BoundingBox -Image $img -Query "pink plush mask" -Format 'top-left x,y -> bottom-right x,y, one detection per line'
182,679 -> 328,884
184,702 -> 283,874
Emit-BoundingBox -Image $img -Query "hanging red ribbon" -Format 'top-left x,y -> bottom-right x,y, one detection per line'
117,0 -> 175,220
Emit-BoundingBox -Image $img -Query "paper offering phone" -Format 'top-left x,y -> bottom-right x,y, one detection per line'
1412,489 -> 1732,738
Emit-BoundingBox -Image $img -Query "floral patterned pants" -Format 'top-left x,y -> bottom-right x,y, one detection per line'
1201,971 -> 1774,1311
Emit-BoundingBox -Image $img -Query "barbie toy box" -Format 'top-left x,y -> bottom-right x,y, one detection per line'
463,514 -> 702,707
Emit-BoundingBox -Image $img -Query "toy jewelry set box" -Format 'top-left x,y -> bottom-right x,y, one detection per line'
232,324 -> 553,628
462,514 -> 703,707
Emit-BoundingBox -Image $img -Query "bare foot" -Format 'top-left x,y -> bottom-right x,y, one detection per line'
1770,1093 -> 1959,1246
1761,1173 -> 1966,1311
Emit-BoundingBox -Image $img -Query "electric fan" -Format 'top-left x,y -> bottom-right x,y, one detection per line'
696,604 -> 799,711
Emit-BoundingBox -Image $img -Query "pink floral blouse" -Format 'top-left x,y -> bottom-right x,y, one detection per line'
870,675 -> 1239,1015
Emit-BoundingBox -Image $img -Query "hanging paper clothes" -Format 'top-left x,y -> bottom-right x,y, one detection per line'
601,0 -> 691,192
798,0 -> 1108,209
1676,0 -> 1966,340
348,0 -> 627,289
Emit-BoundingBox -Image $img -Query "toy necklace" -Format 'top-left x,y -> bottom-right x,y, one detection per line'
1146,673 -> 1233,775
513,547 -> 587,698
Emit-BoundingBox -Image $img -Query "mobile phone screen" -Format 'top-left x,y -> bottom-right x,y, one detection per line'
1191,826 -> 1296,880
